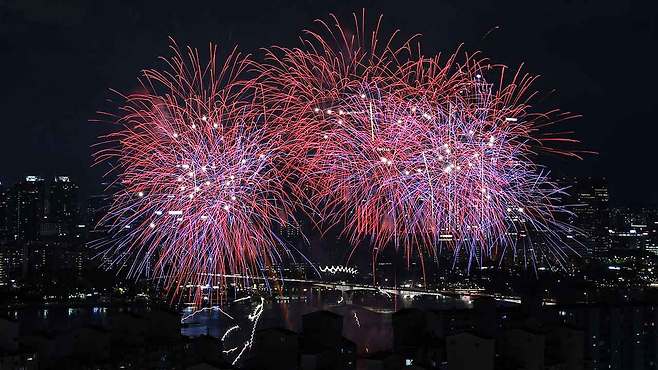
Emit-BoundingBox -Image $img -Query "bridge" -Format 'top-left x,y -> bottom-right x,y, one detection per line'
195,273 -> 523,305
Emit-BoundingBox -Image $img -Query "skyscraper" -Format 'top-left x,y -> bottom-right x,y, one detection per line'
563,177 -> 610,256
0,176 -> 80,242
609,208 -> 655,253
10,176 -> 46,242
0,183 -> 10,242
86,193 -> 110,239
41,176 -> 79,239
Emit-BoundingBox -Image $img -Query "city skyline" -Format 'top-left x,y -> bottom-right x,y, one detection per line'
1,174 -> 656,264
2,170 -> 658,370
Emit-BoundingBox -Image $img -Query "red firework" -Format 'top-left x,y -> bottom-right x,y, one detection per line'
256,13 -> 584,270
94,42 -> 297,303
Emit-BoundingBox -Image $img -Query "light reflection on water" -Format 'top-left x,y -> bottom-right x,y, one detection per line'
182,292 -> 472,354
5,293 -> 474,356
5,305 -> 110,334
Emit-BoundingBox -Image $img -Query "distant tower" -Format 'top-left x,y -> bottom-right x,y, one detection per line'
10,176 -> 47,242
86,193 -> 110,237
42,176 -> 79,239
0,247 -> 6,285
567,177 -> 610,256
0,183 -> 10,242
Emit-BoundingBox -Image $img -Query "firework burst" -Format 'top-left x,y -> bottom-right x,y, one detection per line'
257,13 -> 583,270
93,42 -> 297,302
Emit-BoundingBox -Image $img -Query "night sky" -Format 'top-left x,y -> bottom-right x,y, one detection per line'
1,0 -> 656,205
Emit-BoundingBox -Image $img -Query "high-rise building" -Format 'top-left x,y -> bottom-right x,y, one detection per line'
0,177 -> 82,284
0,183 -> 9,241
649,211 -> 658,255
0,244 -> 26,282
0,176 -> 80,242
41,176 -> 79,239
11,176 -> 46,242
86,193 -> 111,239
0,247 -> 6,285
608,208 -> 653,252
562,177 -> 610,256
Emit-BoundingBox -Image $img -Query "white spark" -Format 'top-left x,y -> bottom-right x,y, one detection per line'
353,312 -> 361,328
180,306 -> 235,323
222,325 -> 240,341
232,298 -> 265,366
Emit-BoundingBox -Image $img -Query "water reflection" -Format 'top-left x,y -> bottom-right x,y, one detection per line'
182,291 -> 473,354
5,305 -> 110,335
6,291 -> 474,357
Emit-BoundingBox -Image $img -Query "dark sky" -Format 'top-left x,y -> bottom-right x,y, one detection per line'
1,0 -> 656,205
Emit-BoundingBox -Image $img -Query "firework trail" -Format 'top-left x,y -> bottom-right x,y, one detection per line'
353,311 -> 361,328
230,297 -> 265,365
181,306 -> 235,323
178,297 -> 264,365
93,42 -> 299,303
257,12 -> 584,270
222,325 -> 240,341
